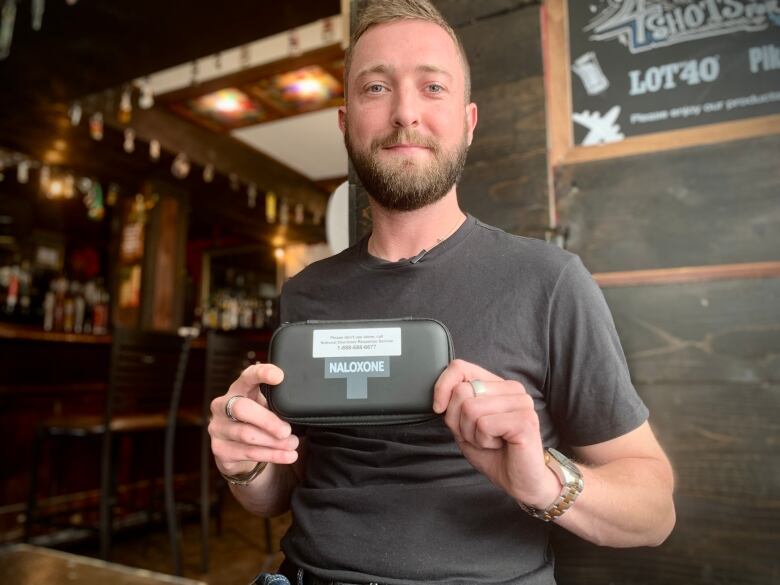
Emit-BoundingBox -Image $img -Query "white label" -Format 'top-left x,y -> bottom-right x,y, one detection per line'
313,327 -> 402,358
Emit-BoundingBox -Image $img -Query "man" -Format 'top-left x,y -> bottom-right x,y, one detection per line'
208,1 -> 676,583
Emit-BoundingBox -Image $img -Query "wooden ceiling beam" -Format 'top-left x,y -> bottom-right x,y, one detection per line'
102,106 -> 328,212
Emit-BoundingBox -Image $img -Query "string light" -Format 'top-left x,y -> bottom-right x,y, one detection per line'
17,160 -> 29,184
171,153 -> 191,179
69,102 -> 82,126
247,183 -> 258,209
0,1 -> 17,60
294,203 -> 304,225
123,128 -> 136,153
138,77 -> 155,109
106,183 -> 120,206
203,163 -> 215,183
118,87 -> 133,124
39,165 -> 51,191
1,149 -> 117,222
149,139 -> 161,161
89,112 -> 104,141
265,191 -> 277,223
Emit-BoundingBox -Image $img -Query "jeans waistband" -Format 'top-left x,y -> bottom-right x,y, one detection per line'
301,572 -> 379,585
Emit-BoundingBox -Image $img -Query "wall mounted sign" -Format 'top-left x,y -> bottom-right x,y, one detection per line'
569,0 -> 780,146
544,0 -> 780,164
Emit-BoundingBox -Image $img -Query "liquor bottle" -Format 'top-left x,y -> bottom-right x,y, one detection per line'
4,265 -> 19,315
0,265 -> 7,310
239,299 -> 254,329
52,277 -> 68,332
63,284 -> 75,333
264,298 -> 275,329
73,282 -> 85,334
82,281 -> 97,334
254,300 -> 265,329
92,287 -> 109,335
43,290 -> 55,332
18,261 -> 31,319
226,297 -> 239,331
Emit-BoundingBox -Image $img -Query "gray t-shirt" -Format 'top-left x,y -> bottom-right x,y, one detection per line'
279,215 -> 648,585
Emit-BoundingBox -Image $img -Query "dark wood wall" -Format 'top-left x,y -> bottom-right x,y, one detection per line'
441,4 -> 780,583
556,135 -> 780,271
552,136 -> 780,585
441,0 -> 549,238
347,1 -> 780,583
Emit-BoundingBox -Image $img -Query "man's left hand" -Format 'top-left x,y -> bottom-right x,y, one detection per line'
433,359 -> 560,509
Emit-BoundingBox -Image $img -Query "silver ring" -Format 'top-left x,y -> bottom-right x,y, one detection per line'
225,395 -> 244,422
470,379 -> 487,398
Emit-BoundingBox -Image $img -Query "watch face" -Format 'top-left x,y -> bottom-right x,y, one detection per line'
547,448 -> 583,486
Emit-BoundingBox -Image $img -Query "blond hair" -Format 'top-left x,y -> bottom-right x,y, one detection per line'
344,0 -> 472,103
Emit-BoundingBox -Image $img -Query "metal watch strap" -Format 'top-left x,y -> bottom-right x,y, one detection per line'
220,461 -> 267,486
519,448 -> 584,522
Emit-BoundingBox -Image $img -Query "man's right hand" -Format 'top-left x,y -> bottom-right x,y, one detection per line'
208,363 -> 299,479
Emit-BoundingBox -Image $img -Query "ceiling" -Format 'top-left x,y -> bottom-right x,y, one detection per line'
0,0 -> 344,245
142,19 -> 349,183
233,108 -> 346,182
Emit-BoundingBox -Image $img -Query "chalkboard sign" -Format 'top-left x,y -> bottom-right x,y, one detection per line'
568,0 -> 780,147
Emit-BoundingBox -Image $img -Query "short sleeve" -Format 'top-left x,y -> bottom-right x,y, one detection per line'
546,255 -> 648,446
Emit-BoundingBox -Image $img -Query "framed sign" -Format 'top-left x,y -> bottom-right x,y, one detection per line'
544,0 -> 780,165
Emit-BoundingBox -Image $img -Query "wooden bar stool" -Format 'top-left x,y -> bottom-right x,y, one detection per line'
25,327 -> 192,574
196,330 -> 274,572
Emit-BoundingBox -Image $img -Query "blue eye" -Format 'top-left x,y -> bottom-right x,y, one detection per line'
427,83 -> 444,93
367,84 -> 385,93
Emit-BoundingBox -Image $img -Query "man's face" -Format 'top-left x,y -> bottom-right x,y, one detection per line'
339,20 -> 478,212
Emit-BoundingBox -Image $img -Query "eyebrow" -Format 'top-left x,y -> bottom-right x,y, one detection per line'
354,64 -> 454,81
416,65 -> 453,79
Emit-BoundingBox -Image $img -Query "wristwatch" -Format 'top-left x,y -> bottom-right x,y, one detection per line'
519,448 -> 584,522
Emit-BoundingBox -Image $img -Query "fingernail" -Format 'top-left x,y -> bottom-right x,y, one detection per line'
269,374 -> 283,386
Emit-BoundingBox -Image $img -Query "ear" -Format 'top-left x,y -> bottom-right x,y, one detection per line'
338,106 -> 347,135
465,102 -> 478,146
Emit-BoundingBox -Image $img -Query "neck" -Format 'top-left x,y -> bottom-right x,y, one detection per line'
367,190 -> 465,262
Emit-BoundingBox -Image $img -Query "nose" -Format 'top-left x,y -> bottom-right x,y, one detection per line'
390,84 -> 420,128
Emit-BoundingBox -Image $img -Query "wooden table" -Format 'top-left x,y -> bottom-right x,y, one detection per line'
0,544 -> 206,585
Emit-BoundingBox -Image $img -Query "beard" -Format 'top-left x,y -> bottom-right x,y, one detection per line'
344,122 -> 470,212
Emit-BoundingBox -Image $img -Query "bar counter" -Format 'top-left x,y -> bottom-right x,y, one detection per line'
0,323 -> 112,344
0,323 -> 234,348
0,543 -> 206,584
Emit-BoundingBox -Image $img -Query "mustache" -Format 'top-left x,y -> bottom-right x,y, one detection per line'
371,129 -> 440,152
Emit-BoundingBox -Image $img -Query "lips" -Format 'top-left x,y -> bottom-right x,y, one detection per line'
383,144 -> 430,153
373,129 -> 439,153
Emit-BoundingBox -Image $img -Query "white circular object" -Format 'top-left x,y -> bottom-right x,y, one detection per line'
326,181 -> 350,255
